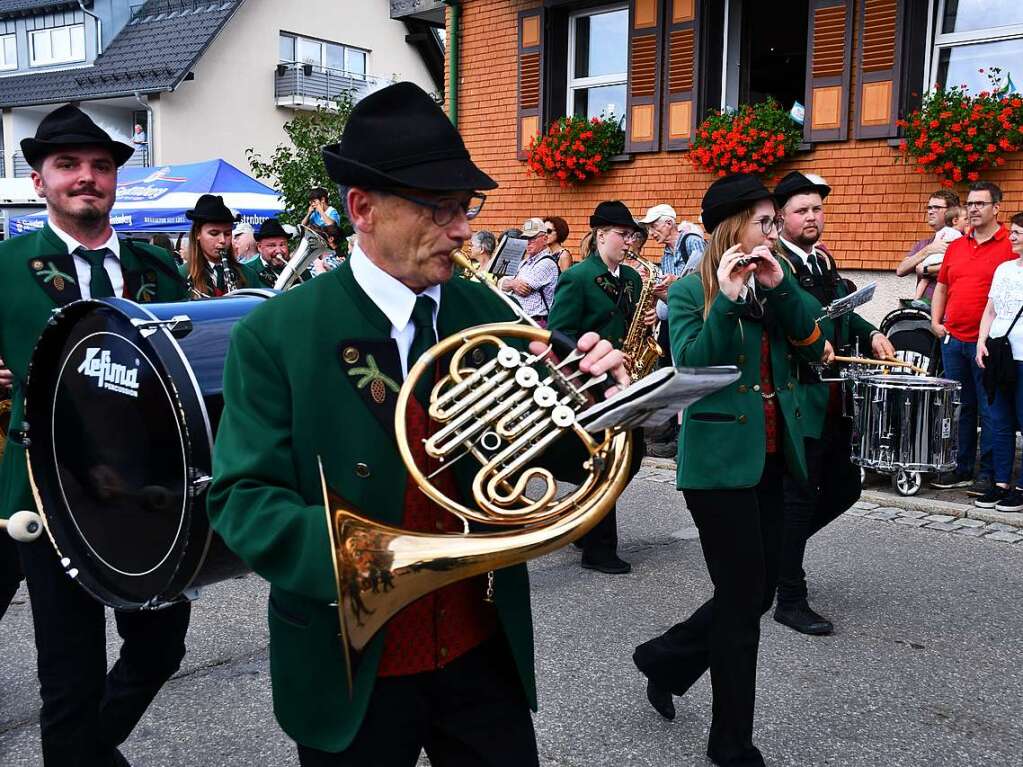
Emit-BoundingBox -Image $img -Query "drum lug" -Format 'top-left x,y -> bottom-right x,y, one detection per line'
131,315 -> 193,339
189,472 -> 212,497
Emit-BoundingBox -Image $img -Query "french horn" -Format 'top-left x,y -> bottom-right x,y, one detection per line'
325,251 -> 634,692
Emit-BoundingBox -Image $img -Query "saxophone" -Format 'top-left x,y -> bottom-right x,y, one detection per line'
622,254 -> 664,382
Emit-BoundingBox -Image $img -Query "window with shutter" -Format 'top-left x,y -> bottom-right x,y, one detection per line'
517,9 -> 545,160
625,0 -> 663,153
663,0 -> 698,151
854,0 -> 904,139
804,0 -> 853,142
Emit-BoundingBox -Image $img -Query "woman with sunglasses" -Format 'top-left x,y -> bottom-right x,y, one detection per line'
632,174 -> 828,767
542,216 -> 573,272
547,200 -> 648,574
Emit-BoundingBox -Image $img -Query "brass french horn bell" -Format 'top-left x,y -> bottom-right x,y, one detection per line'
324,251 -> 634,693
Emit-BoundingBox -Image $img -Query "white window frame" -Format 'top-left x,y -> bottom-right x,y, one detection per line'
29,24 -> 85,68
278,31 -> 369,79
926,0 -> 1023,91
0,33 -> 17,71
565,3 -> 629,120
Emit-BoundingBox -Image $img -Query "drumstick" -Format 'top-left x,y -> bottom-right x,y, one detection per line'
831,356 -> 930,376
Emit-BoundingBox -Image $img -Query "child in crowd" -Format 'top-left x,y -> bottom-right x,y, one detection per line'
915,205 -> 966,301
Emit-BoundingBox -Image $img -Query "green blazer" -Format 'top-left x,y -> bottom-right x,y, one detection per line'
774,244 -> 878,440
206,261 -> 536,753
547,252 -> 642,348
0,225 -> 186,520
668,267 -> 826,490
177,259 -> 262,294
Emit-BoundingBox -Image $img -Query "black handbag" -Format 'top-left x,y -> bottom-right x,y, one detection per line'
982,303 -> 1023,404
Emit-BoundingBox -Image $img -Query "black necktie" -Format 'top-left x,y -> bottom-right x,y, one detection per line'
213,263 -> 226,292
809,252 -> 823,279
77,248 -> 115,299
408,295 -> 437,408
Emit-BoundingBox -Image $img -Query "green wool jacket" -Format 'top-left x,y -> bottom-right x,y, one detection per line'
0,225 -> 186,520
206,261 -> 536,753
774,244 -> 878,440
177,258 -> 262,294
668,266 -> 826,490
546,252 -> 643,348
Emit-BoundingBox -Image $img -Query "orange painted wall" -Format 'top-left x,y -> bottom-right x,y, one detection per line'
450,0 -> 1022,270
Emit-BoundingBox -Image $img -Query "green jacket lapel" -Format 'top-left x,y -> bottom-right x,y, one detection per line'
117,241 -> 159,303
28,226 -> 81,305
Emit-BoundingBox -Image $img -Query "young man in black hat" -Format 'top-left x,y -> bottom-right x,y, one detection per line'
547,200 -> 647,574
206,82 -> 631,766
771,171 -> 894,636
180,193 -> 260,297
0,103 -> 189,767
246,217 -> 299,288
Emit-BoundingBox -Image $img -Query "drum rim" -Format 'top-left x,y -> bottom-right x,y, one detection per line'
850,374 -> 959,389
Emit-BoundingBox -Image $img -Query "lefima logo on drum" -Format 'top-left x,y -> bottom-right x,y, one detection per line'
76,347 -> 140,398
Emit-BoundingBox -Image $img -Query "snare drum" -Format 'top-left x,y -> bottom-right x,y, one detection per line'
849,374 -> 961,473
24,290 -> 274,610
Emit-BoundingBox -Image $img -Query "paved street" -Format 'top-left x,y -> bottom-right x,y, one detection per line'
1,466 -> 1021,767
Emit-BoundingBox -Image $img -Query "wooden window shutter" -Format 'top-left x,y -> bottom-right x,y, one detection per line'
625,0 -> 663,153
854,0 -> 904,139
804,0 -> 853,142
662,0 -> 698,151
517,8 -> 545,161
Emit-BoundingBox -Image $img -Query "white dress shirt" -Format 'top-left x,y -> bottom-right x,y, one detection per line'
349,244 -> 441,376
48,221 -> 124,299
779,237 -> 819,270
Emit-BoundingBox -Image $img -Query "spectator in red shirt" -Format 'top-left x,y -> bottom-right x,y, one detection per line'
930,181 -> 1015,493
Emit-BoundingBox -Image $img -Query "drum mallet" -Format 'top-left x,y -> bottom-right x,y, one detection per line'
0,510 -> 44,542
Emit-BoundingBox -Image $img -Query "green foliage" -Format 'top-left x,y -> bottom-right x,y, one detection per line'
246,97 -> 355,228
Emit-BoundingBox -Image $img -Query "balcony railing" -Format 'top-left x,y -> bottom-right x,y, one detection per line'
274,63 -> 391,110
0,151 -> 4,178
124,145 -> 150,168
13,151 -> 30,178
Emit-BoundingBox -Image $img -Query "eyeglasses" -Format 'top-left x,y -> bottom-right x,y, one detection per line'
965,201 -> 994,209
384,190 -> 486,226
753,217 -> 779,235
1010,228 -> 1023,240
609,228 -> 642,242
544,228 -> 555,235
926,204 -> 948,211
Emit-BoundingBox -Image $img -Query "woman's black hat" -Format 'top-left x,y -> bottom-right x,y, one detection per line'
20,104 -> 135,168
185,194 -> 240,224
773,171 -> 831,207
589,200 -> 642,231
322,82 -> 497,192
701,174 -> 774,233
255,218 -> 290,241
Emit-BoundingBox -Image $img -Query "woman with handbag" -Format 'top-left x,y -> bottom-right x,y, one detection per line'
632,174 -> 827,767
976,212 -> 1023,512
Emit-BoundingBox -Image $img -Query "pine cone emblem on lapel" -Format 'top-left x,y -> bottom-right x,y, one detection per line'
370,379 -> 386,404
54,275 -> 65,291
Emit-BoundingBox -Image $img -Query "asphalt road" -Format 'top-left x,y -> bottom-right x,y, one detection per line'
1,471 -> 1021,767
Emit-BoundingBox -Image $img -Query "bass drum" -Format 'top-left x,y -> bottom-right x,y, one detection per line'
24,290 -> 274,610
880,302 -> 942,376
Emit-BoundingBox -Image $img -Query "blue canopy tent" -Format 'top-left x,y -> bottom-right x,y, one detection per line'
8,159 -> 285,236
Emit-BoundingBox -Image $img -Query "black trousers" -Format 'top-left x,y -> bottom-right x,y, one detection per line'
0,530 -> 22,621
18,538 -> 191,767
578,431 -> 646,560
633,455 -> 785,767
778,417 -> 860,606
297,639 -> 538,767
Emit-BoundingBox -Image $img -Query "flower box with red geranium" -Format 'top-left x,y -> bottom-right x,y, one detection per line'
690,99 -> 803,177
897,68 -> 1023,187
526,115 -> 625,188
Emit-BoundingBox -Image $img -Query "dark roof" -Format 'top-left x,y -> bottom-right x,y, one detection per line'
0,1 -> 88,19
0,0 -> 243,108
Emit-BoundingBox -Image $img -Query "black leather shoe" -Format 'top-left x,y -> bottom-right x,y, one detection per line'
645,678 -> 675,720
581,554 -> 632,574
774,602 -> 833,636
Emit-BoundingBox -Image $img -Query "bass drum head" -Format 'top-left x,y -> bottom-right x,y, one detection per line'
26,300 -> 210,609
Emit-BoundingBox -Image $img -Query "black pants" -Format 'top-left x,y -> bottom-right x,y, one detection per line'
0,530 -> 22,621
778,418 -> 860,606
633,455 -> 785,767
297,639 -> 538,767
18,538 -> 191,767
578,431 -> 646,560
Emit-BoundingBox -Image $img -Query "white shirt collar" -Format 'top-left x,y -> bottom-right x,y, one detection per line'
349,244 -> 441,333
779,237 -> 815,265
49,220 -> 120,259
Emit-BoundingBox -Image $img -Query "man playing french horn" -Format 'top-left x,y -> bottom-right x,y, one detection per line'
207,83 -> 632,767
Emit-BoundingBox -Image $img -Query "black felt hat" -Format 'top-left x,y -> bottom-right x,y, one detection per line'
701,174 -> 774,233
773,171 -> 832,207
185,194 -> 240,224
589,200 -> 642,231
20,104 -> 135,168
322,82 -> 497,192
255,218 -> 290,241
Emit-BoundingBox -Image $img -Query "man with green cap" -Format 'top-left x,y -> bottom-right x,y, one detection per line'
0,103 -> 189,766
207,82 -> 631,766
